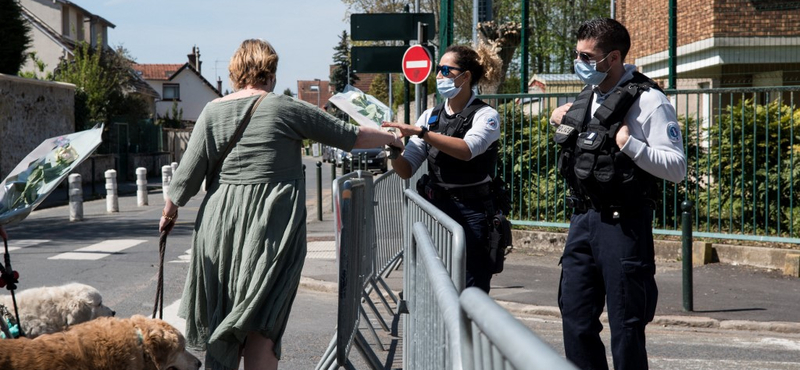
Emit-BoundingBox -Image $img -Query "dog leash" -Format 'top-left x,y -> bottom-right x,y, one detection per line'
0,235 -> 24,337
152,231 -> 167,320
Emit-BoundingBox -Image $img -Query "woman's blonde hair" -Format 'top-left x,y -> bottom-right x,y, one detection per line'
229,39 -> 279,90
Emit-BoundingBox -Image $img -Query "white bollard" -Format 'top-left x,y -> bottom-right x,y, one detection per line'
105,169 -> 119,213
136,167 -> 148,206
162,165 -> 173,201
68,173 -> 83,221
171,162 -> 178,176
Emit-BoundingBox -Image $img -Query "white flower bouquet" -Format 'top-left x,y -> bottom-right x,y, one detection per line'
0,124 -> 103,225
328,84 -> 393,128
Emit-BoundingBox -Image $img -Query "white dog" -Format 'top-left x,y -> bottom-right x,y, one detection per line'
0,282 -> 115,338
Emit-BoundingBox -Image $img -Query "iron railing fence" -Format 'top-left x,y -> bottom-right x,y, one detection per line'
480,86 -> 800,244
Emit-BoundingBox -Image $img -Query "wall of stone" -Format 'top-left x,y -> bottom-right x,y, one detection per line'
0,73 -> 75,178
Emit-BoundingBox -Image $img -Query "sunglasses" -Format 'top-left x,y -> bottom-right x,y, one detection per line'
574,49 -> 607,63
435,65 -> 465,77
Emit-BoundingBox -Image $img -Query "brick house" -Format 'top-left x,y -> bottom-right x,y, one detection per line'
297,80 -> 334,109
616,0 -> 800,88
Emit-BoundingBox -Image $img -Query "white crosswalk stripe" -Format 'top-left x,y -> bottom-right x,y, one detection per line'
5,239 -> 50,252
307,240 -> 336,259
169,248 -> 192,264
49,239 -> 146,260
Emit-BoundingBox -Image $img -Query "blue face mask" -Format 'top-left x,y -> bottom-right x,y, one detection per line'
574,56 -> 611,86
436,74 -> 465,99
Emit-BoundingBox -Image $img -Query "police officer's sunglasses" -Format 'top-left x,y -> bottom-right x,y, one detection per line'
436,65 -> 465,77
574,50 -> 607,63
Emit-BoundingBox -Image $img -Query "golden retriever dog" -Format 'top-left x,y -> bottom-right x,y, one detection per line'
0,314 -> 202,370
0,282 -> 115,338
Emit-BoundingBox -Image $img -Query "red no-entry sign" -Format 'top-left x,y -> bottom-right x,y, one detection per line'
402,45 -> 433,85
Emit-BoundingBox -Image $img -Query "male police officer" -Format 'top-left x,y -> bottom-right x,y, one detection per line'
549,18 -> 686,370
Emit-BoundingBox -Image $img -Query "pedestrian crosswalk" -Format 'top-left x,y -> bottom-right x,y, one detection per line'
5,239 -> 50,252
49,239 -> 147,260
307,240 -> 337,259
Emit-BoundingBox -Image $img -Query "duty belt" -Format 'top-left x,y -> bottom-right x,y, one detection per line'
567,195 -> 655,219
424,182 -> 492,201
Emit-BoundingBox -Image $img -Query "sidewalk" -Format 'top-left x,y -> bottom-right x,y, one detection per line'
301,209 -> 800,335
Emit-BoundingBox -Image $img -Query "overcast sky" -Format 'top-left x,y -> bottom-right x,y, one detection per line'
92,0 -> 350,95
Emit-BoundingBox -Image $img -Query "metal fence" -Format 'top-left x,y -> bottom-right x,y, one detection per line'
480,85 -> 800,244
405,222 -> 466,370
404,188 -> 467,291
317,173 -> 383,370
459,287 -> 577,370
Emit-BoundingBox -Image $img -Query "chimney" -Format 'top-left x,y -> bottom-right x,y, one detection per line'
217,77 -> 222,94
196,46 -> 202,73
187,45 -> 201,73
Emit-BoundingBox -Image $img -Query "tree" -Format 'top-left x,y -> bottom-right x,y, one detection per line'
283,88 -> 294,97
0,0 -> 32,75
330,31 -> 360,93
19,52 -> 54,80
368,74 -> 390,104
55,42 -> 151,130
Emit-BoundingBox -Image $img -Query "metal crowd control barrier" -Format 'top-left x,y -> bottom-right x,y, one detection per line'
460,288 -> 578,370
403,188 -> 466,291
406,222 -> 468,370
317,172 -> 382,370
403,188 -> 467,369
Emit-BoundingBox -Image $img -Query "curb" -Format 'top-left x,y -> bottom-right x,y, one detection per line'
496,300 -> 800,335
296,277 -> 800,336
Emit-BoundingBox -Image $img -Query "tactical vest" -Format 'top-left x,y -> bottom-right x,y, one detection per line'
554,72 -> 661,209
426,99 -> 497,185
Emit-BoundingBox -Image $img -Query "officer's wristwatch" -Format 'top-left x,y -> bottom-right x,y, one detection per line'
418,126 -> 428,139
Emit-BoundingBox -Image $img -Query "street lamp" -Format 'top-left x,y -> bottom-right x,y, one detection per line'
309,78 -> 321,108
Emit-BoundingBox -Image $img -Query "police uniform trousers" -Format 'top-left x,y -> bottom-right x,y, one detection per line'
427,195 -> 493,292
558,205 -> 658,370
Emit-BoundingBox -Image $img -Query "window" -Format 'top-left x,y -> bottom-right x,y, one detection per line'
162,84 -> 180,100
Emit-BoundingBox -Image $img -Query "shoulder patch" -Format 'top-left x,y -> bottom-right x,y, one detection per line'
486,117 -> 499,130
667,122 -> 682,143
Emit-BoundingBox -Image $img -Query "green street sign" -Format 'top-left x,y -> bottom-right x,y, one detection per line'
351,46 -> 435,74
351,13 -> 435,41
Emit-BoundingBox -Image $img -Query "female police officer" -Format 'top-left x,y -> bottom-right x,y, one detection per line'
382,45 -> 502,292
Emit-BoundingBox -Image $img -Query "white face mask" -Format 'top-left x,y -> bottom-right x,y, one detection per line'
436,73 -> 466,99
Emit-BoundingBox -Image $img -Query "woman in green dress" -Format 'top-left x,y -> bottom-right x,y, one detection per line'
158,39 -> 403,370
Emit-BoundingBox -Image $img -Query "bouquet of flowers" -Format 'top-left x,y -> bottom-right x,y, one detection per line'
328,85 -> 393,128
0,124 -> 103,225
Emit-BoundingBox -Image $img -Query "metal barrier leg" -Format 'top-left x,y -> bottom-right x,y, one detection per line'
315,335 -> 338,370
353,331 -> 385,370
369,278 -> 396,318
359,303 -> 388,351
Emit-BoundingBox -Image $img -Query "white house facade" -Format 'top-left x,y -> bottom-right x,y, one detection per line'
132,47 -> 223,122
19,0 -> 114,75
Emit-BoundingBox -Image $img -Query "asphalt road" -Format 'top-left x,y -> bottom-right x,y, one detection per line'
3,159 -> 799,369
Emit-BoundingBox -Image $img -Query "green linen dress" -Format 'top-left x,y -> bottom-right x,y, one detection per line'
167,93 -> 358,370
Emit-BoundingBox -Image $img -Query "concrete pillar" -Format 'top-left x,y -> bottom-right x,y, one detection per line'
136,167 -> 148,206
784,254 -> 800,277
162,165 -> 172,201
692,242 -> 713,266
105,169 -> 119,213
68,173 -> 83,221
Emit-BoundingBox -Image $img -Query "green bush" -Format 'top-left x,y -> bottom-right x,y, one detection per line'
694,99 -> 800,236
